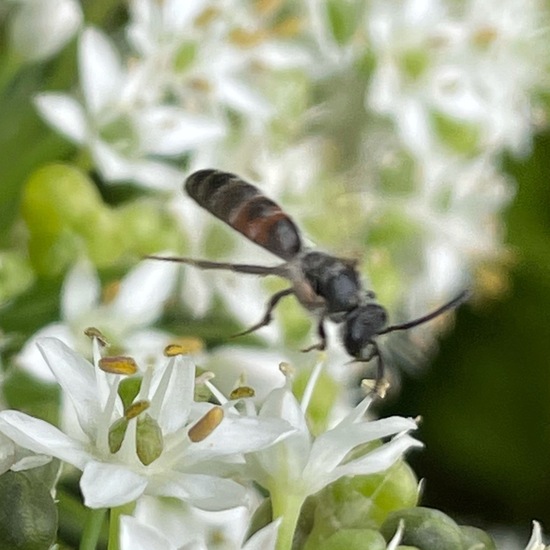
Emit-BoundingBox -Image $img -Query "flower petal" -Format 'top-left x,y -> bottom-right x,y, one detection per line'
307,416 -> 418,475
81,461 -> 148,508
243,519 -> 281,550
36,337 -> 101,437
136,107 -> 225,155
79,28 -> 124,114
152,356 -> 195,434
186,416 -> 294,463
61,259 -> 100,323
120,515 -> 176,550
34,93 -> 88,143
0,433 -> 15,475
9,0 -> 82,62
151,472 -> 247,511
0,411 -> 90,469
318,435 -> 423,490
110,260 -> 178,325
16,323 -> 75,383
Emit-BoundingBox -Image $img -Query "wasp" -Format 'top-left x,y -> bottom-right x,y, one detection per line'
148,169 -> 468,392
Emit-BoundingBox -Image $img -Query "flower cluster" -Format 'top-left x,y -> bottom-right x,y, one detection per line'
0,336 -> 420,548
2,0 -> 550,548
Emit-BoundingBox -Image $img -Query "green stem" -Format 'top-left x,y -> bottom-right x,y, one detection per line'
80,508 -> 107,550
108,503 -> 135,550
271,489 -> 305,550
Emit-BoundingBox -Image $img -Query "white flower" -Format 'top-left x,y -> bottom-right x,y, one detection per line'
0,337 -> 294,509
17,259 -> 179,383
248,378 -> 420,498
35,28 -> 224,190
366,0 -> 549,159
526,522 -> 550,550
120,499 -> 280,550
7,0 -> 82,62
239,364 -> 421,547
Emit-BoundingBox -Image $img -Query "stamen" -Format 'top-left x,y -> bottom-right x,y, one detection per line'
204,380 -> 228,405
279,361 -> 294,378
164,337 -> 204,356
188,406 -> 224,443
362,378 -> 390,399
99,355 -> 138,375
125,400 -> 150,420
84,327 -> 109,347
229,386 -> 255,400
300,359 -> 325,413
195,371 -> 215,385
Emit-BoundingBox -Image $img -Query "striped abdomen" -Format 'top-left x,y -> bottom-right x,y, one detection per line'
185,169 -> 303,260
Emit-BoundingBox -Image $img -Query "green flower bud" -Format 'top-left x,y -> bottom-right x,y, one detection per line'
136,413 -> 163,465
108,417 -> 129,454
118,377 -> 143,410
301,461 -> 418,547
381,507 -> 464,550
327,0 -> 363,45
21,164 -> 121,274
117,200 -> 181,255
459,525 -> 497,550
431,111 -> 480,155
314,528 -> 387,550
0,471 -> 57,550
0,251 -> 34,302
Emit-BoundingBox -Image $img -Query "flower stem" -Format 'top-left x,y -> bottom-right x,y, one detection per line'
271,490 -> 305,550
80,508 -> 107,550
108,503 -> 135,550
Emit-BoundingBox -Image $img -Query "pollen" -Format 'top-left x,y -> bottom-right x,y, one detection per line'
188,406 -> 224,443
99,355 -> 138,375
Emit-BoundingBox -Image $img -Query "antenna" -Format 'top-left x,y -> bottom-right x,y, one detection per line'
378,289 -> 470,336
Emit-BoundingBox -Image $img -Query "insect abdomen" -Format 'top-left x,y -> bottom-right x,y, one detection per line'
185,169 -> 302,260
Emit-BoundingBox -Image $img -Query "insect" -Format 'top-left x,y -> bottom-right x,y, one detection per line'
148,169 -> 468,393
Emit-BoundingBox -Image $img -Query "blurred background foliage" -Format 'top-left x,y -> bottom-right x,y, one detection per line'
379,131 -> 550,536
1,0 -> 550,546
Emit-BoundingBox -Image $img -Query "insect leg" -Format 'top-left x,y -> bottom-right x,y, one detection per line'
232,287 -> 295,337
146,254 -> 286,277
301,314 -> 328,352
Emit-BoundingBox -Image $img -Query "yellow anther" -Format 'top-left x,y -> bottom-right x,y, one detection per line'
99,355 -> 138,375
229,386 -> 255,400
272,17 -> 302,37
255,0 -> 282,16
188,406 -> 224,443
102,280 -> 120,304
84,327 -> 109,347
125,400 -> 150,420
163,337 -> 204,357
195,6 -> 219,27
229,28 -> 268,47
361,378 -> 390,399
